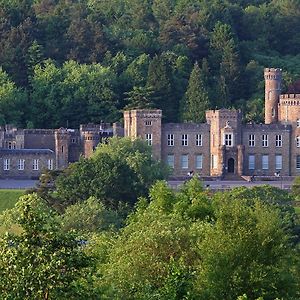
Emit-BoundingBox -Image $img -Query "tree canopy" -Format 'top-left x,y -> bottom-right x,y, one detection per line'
0,0 -> 298,127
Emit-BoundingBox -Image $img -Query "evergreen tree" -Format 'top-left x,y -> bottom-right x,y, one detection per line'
26,40 -> 44,81
124,86 -> 155,109
146,54 -> 177,122
210,22 -> 241,107
181,62 -> 210,123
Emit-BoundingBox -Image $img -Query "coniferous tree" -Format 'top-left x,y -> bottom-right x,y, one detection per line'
210,22 -> 241,107
124,86 -> 155,109
146,54 -> 177,122
181,62 -> 210,123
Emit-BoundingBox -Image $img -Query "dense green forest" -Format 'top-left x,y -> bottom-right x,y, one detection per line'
0,0 -> 299,128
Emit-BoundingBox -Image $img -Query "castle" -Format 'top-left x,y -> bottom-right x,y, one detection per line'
0,68 -> 300,179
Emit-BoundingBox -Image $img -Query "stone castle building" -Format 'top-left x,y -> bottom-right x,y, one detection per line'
0,68 -> 299,179
124,68 -> 300,178
0,123 -> 115,179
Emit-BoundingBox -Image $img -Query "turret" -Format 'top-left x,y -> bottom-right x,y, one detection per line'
264,68 -> 282,124
55,128 -> 70,169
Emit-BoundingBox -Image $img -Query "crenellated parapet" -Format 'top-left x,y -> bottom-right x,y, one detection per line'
279,94 -> 300,106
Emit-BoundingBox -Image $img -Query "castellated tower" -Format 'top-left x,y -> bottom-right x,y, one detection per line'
124,109 -> 162,160
81,131 -> 99,158
55,128 -> 70,169
264,68 -> 282,124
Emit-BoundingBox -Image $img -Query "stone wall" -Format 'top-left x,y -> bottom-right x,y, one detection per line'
0,149 -> 55,179
161,123 -> 210,176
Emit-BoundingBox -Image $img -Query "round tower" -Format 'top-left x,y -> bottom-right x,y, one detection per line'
264,68 -> 282,124
82,131 -> 99,158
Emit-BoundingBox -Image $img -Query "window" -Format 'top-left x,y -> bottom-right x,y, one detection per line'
181,134 -> 188,146
195,154 -> 203,169
181,154 -> 188,169
262,155 -> 269,170
48,159 -> 53,170
297,119 -> 300,128
248,134 -> 255,147
18,159 -> 25,170
71,138 -> 76,143
275,155 -> 282,170
145,133 -> 152,146
195,134 -> 202,146
33,159 -> 39,171
61,146 -> 64,153
272,108 -> 275,117
145,120 -> 152,126
297,156 -> 300,169
275,135 -> 282,147
262,134 -> 268,147
224,133 -> 233,146
167,154 -> 174,168
3,159 -> 10,170
211,155 -> 218,169
167,134 -> 174,146
248,155 -> 255,170
296,136 -> 300,148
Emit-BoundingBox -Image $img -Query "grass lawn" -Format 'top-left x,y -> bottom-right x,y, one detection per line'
0,189 -> 25,213
294,206 -> 300,215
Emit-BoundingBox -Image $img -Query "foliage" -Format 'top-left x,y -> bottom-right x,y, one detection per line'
0,193 -> 90,299
60,197 -> 123,233
0,0 -> 298,126
292,176 -> 300,201
181,62 -> 210,122
96,181 -> 299,300
55,137 -> 168,209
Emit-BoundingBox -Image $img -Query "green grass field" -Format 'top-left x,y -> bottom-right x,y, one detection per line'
0,189 -> 25,213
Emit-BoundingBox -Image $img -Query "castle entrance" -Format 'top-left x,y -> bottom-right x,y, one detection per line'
228,158 -> 235,173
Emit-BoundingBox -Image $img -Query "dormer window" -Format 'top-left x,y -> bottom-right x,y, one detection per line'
145,120 -> 152,126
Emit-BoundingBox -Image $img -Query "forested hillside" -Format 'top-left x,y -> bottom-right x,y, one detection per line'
0,0 -> 299,128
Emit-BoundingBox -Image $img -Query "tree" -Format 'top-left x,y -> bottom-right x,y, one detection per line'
60,197 -> 123,233
146,54 -> 177,122
181,62 -> 210,122
210,22 -> 241,107
0,68 -> 27,126
55,137 -> 168,209
0,193 -> 90,299
194,187 -> 299,300
124,85 -> 155,109
30,60 -> 118,128
291,176 -> 300,201
97,183 -> 299,299
26,40 -> 44,81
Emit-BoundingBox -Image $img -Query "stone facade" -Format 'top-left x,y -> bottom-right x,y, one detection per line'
0,123 -> 113,179
124,68 -> 300,178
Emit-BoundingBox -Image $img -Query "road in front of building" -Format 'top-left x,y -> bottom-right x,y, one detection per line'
168,180 -> 292,190
0,179 -> 292,190
0,180 -> 38,189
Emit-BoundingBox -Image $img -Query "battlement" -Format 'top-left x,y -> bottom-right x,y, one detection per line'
264,68 -> 282,80
279,94 -> 300,106
24,129 -> 55,135
125,109 -> 162,119
163,123 -> 210,130
80,123 -> 112,132
206,109 -> 242,120
264,68 -> 282,73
